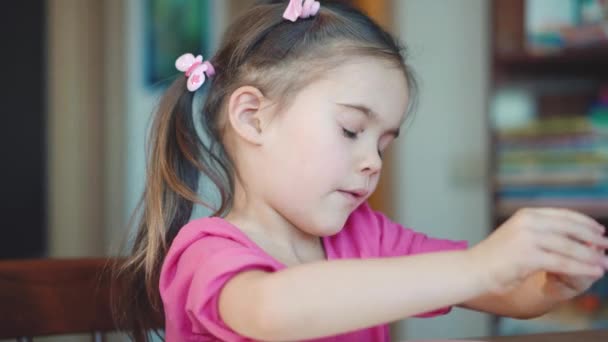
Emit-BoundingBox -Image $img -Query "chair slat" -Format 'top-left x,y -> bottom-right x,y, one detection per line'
0,258 -> 117,338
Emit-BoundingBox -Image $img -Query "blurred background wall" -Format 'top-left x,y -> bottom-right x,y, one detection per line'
393,0 -> 491,339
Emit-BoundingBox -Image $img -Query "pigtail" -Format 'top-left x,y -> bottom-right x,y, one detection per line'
113,76 -> 225,341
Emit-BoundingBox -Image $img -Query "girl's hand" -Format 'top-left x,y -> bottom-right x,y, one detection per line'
542,272 -> 600,302
468,208 -> 608,295
542,244 -> 606,302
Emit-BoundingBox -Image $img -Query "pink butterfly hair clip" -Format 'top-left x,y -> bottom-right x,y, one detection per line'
283,0 -> 321,22
175,53 -> 216,92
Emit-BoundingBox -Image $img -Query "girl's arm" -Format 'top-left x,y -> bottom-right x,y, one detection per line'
458,271 -> 558,319
219,208 -> 607,341
219,250 -> 485,341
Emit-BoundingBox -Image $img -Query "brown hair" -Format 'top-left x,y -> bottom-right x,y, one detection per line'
113,1 -> 417,340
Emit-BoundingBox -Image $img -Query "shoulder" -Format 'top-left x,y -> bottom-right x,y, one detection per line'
344,201 -> 389,227
327,202 -> 468,258
340,201 -> 404,240
163,217 -> 254,266
159,217 -> 281,339
160,217 -> 281,290
324,202 -> 396,258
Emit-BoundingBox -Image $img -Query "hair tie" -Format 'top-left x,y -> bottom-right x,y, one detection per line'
283,0 -> 320,22
175,53 -> 215,92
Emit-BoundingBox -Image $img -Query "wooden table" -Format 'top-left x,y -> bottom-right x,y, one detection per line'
410,329 -> 607,342
480,330 -> 607,341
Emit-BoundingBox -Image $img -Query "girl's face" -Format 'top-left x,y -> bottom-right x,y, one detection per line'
260,57 -> 409,236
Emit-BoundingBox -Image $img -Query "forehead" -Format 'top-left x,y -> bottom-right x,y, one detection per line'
324,57 -> 409,109
303,57 -> 410,124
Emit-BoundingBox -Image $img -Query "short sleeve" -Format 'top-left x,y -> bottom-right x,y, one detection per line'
374,212 -> 468,258
160,232 -> 281,341
352,203 -> 469,318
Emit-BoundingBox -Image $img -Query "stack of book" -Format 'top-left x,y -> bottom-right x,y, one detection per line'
526,0 -> 608,53
495,89 -> 608,217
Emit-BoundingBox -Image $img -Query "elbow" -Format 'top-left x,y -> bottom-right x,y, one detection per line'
241,280 -> 292,341
509,313 -> 538,320
500,296 -> 553,320
507,307 -> 548,320
225,273 -> 315,341
247,305 -> 283,341
511,313 -> 544,320
248,312 -> 285,341
217,271 -> 290,341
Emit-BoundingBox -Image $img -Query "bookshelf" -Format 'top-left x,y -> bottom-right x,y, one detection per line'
490,0 -> 608,335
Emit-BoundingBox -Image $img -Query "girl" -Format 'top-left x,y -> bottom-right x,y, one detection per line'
114,0 -> 608,341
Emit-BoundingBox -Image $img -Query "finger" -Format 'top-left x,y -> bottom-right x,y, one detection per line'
585,242 -> 606,255
532,215 -> 608,247
538,253 -> 605,277
535,208 -> 605,233
537,234 -> 603,266
546,273 -> 598,293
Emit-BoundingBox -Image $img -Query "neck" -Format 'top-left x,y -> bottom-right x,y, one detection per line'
225,178 -> 321,255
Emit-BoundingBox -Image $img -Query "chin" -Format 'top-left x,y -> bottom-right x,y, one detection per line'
308,214 -> 349,237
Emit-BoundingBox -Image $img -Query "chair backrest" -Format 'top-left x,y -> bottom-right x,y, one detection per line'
0,258 -> 122,341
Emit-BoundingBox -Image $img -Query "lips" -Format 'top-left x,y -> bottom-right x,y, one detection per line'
338,189 -> 369,202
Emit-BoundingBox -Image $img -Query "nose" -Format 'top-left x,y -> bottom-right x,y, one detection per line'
359,148 -> 382,176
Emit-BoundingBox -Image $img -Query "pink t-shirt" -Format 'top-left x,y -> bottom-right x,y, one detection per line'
159,202 -> 468,341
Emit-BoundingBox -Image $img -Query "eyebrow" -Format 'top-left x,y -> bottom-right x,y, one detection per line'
336,103 -> 401,138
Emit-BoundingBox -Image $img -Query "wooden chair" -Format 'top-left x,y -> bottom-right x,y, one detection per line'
0,258 -> 124,341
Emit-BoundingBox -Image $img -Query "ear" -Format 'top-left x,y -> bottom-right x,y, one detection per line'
227,86 -> 268,145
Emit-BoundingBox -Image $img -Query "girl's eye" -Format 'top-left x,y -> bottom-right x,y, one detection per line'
342,128 -> 358,139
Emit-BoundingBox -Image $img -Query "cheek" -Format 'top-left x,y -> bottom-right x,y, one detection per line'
303,121 -> 352,175
277,117 -> 351,186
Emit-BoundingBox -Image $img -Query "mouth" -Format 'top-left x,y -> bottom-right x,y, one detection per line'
337,189 -> 369,203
